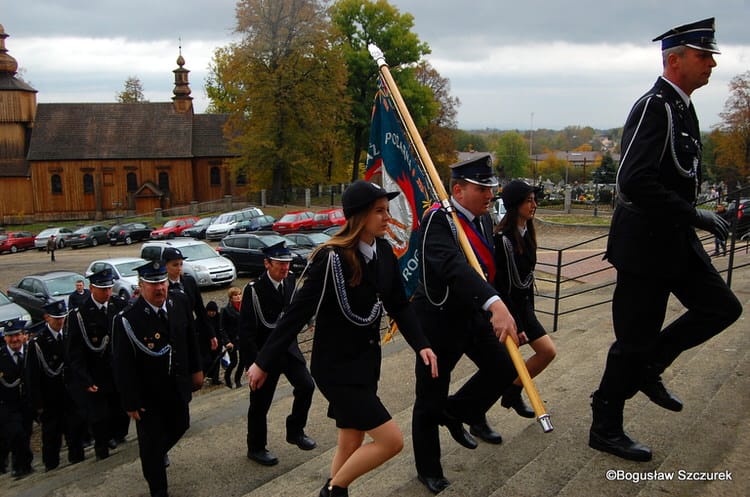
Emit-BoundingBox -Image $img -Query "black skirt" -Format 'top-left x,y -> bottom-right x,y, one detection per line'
317,382 -> 391,431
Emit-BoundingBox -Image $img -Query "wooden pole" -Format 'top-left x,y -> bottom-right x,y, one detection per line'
369,44 -> 552,432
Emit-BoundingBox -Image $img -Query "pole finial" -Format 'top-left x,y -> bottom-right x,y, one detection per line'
368,43 -> 386,67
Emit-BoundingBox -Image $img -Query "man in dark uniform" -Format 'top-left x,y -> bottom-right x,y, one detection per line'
0,319 -> 34,478
590,18 -> 743,462
240,241 -> 316,466
68,279 -> 91,310
112,260 -> 203,497
411,154 -> 520,494
25,300 -> 86,471
163,247 -> 219,379
66,268 -> 130,461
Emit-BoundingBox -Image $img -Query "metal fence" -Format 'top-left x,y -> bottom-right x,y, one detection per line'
536,187 -> 750,332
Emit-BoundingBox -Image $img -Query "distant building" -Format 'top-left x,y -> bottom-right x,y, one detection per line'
0,24 -> 243,224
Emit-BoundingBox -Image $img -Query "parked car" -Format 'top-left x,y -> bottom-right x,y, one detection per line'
284,232 -> 331,249
149,216 -> 200,240
734,199 -> 750,239
216,233 -> 311,275
181,216 -> 216,240
86,257 -> 146,299
231,215 -> 277,234
205,210 -> 255,240
68,225 -> 110,249
312,208 -> 346,230
140,239 -> 236,288
34,227 -> 75,250
322,225 -> 343,237
0,232 -> 36,254
491,198 -> 507,225
241,206 -> 265,218
108,222 -> 153,245
272,210 -> 315,234
7,271 -> 87,323
0,289 -> 32,327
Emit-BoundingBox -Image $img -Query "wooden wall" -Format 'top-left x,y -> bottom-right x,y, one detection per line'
0,177 -> 34,223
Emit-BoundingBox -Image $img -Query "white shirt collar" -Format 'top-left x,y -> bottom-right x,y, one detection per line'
661,76 -> 691,107
267,271 -> 284,288
518,225 -> 528,238
358,239 -> 377,263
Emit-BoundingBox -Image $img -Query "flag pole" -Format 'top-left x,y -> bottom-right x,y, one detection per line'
369,44 -> 552,433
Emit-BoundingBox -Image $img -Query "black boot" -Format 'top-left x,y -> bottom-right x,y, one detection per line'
500,383 -> 535,418
319,480 -> 348,497
589,391 -> 652,461
641,364 -> 683,412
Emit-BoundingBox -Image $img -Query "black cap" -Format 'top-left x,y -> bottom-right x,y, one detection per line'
1,318 -> 27,336
261,241 -> 294,262
450,154 -> 498,187
162,247 -> 187,262
88,268 -> 115,288
653,17 -> 720,54
43,299 -> 69,318
135,260 -> 168,283
342,180 -> 399,219
501,180 -> 543,210
205,301 -> 218,312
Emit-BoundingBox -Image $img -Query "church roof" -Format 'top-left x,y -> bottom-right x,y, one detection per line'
192,113 -> 236,158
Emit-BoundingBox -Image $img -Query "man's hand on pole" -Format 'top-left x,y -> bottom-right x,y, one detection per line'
489,299 -> 519,346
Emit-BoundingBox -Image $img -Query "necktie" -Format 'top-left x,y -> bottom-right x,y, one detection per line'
278,282 -> 284,298
158,309 -> 168,323
170,281 -> 182,292
473,217 -> 484,238
14,351 -> 23,366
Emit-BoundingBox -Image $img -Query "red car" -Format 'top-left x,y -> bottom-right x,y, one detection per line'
272,210 -> 315,234
0,231 -> 36,254
150,216 -> 200,240
312,208 -> 346,229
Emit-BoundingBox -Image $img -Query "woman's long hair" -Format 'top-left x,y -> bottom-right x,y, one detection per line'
311,208 -> 371,287
494,205 -> 536,255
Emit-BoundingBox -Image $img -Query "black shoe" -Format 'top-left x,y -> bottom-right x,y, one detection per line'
641,379 -> 682,411
210,379 -> 223,386
441,413 -> 477,449
469,421 -> 503,444
501,384 -> 535,418
418,474 -> 451,494
247,449 -> 279,466
163,454 -> 170,467
45,463 -> 59,472
12,466 -> 33,479
95,447 -> 110,460
589,428 -> 652,461
287,433 -> 317,450
108,438 -> 118,449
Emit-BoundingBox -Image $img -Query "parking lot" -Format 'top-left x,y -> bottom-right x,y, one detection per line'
0,239 -> 245,312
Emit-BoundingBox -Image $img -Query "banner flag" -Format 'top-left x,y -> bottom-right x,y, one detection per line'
365,77 -> 434,297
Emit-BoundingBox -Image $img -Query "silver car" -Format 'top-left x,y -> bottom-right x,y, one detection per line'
85,257 -> 147,299
0,290 -> 32,330
34,227 -> 75,250
140,239 -> 236,287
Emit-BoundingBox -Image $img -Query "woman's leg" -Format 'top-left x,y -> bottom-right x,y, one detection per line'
513,335 -> 557,386
329,420 -> 404,488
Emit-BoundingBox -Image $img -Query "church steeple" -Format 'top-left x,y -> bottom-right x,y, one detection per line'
172,42 -> 193,114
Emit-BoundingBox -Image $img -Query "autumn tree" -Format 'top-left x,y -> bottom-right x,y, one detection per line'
116,76 -> 148,103
207,0 -> 349,203
713,71 -> 750,187
413,60 -> 460,183
494,131 -> 530,180
329,0 -> 431,181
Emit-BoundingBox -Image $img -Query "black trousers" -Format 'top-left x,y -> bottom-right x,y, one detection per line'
135,394 -> 190,497
86,390 -> 129,453
247,356 -> 314,451
411,308 -> 517,478
39,395 -> 86,469
0,403 -> 33,472
598,255 -> 742,401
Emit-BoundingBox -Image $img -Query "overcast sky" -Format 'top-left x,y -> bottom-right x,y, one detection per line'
3,0 -> 748,131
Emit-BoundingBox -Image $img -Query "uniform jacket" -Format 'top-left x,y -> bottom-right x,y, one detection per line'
170,274 -> 215,342
239,271 -> 304,367
25,325 -> 67,411
493,227 -> 536,333
412,204 -> 499,332
255,238 -> 429,387
0,344 -> 28,407
607,77 -> 710,275
111,294 -> 202,412
66,294 -> 127,394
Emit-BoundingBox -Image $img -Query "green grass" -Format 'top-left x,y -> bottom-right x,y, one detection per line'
537,213 -> 612,226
